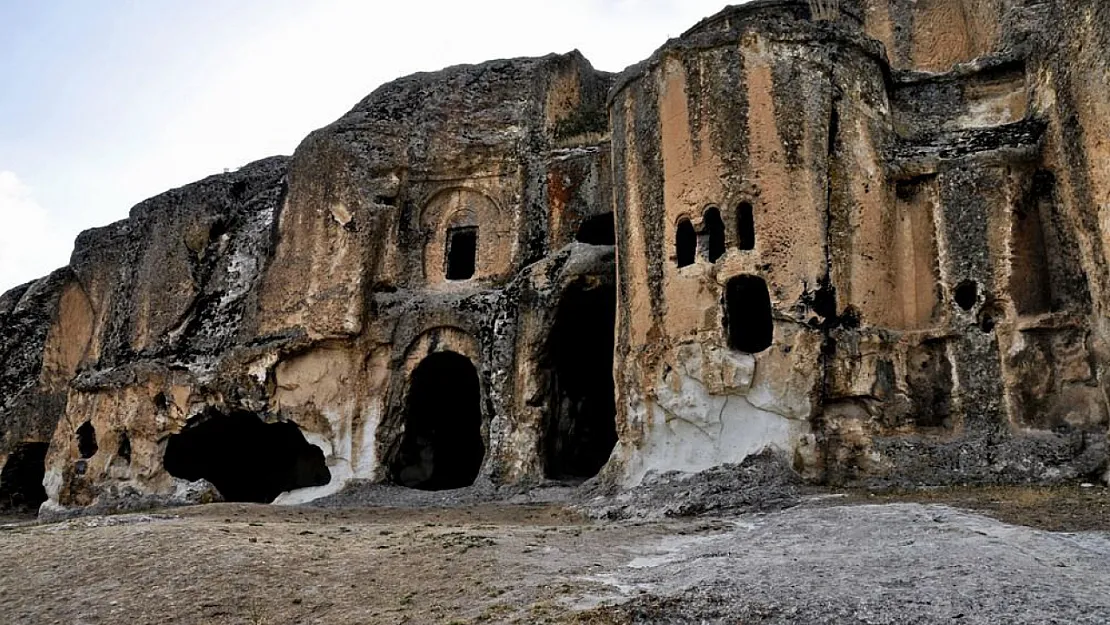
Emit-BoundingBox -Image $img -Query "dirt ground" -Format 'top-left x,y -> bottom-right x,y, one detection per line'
841,483 -> 1110,532
1,485 -> 1109,624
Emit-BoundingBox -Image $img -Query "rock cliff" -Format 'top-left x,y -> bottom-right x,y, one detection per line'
2,0 -> 1108,516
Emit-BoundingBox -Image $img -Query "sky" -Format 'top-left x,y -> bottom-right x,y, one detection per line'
0,0 -> 738,294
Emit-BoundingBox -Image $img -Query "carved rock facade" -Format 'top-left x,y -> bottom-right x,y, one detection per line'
2,0 -> 1109,514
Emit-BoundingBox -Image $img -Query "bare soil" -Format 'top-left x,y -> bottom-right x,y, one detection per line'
1,485 -> 1108,624
839,483 -> 1110,532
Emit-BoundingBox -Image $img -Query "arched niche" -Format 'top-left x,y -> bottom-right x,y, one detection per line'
387,326 -> 487,490
675,217 -> 696,268
703,206 -> 725,262
420,188 -> 511,284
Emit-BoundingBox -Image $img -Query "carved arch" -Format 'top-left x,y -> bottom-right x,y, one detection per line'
419,187 -> 511,283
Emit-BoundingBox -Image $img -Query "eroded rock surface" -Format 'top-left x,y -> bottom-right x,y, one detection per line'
2,0 -> 1109,515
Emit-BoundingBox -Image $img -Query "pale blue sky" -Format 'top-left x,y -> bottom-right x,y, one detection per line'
0,0 -> 734,292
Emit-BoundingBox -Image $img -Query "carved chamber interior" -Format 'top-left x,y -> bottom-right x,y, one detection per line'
76,421 -> 97,459
703,207 -> 726,262
737,202 -> 755,251
391,352 -> 486,490
676,219 -> 696,267
726,275 -> 774,354
542,281 -> 618,480
0,442 -> 48,512
445,226 -> 478,280
576,212 -> 616,246
163,410 -> 331,503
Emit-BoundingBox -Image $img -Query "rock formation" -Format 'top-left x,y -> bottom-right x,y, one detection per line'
2,0 -> 1109,516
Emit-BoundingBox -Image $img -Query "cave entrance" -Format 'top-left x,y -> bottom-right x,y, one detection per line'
543,281 -> 618,480
163,410 -> 330,503
725,275 -> 774,354
392,352 -> 485,490
0,442 -> 48,512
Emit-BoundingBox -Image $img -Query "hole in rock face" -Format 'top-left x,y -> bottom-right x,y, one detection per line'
979,313 -> 996,333
445,226 -> 478,280
704,207 -> 726,262
978,300 -> 1002,334
543,282 -> 618,480
676,219 -> 696,267
737,202 -> 755,250
0,443 -> 48,512
725,275 -> 774,354
576,212 -> 616,246
391,352 -> 485,491
208,219 -> 228,242
117,433 -> 132,464
229,180 -> 248,200
954,280 -> 978,311
164,410 -> 330,503
76,422 -> 97,459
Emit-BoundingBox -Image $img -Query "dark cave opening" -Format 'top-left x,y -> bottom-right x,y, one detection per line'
954,280 -> 979,311
543,282 -> 618,481
163,410 -> 331,503
76,421 -> 97,459
704,207 -> 726,262
676,219 -> 696,267
0,442 -> 48,512
576,212 -> 616,246
737,202 -> 755,250
117,433 -> 132,464
725,275 -> 774,354
391,352 -> 485,491
446,226 -> 478,280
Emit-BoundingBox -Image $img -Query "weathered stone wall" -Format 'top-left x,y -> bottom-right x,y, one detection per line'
861,0 -> 1008,73
2,51 -> 618,515
608,0 -> 1110,488
822,0 -> 1110,486
37,157 -> 291,511
607,3 -> 880,483
248,52 -> 616,497
2,0 -> 1108,514
0,270 -> 88,508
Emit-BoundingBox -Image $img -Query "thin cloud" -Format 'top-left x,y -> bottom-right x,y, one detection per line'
0,171 -> 69,291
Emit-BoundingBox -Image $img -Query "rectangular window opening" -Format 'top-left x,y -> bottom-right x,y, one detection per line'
446,227 -> 478,280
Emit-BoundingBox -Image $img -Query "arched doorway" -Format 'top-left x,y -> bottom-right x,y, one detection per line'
542,282 -> 618,480
391,352 -> 485,490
